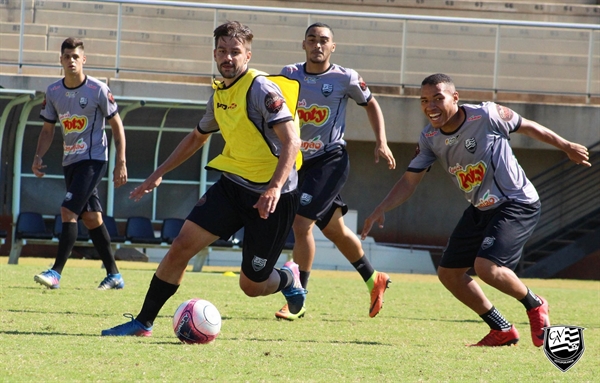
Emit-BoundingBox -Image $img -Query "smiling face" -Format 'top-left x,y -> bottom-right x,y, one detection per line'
420,82 -> 461,132
302,26 -> 335,72
214,36 -> 251,84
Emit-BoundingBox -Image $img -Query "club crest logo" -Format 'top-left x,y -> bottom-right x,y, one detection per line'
321,83 -> 333,97
543,325 -> 585,372
481,236 -> 495,250
465,137 -> 477,153
300,193 -> 312,206
79,97 -> 88,108
251,256 -> 267,272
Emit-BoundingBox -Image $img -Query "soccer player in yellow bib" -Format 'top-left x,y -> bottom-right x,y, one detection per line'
102,21 -> 305,337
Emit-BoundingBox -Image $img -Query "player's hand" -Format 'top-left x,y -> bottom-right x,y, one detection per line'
32,156 -> 47,177
360,208 -> 385,240
113,162 -> 128,188
130,175 -> 162,202
253,187 -> 281,219
374,144 -> 396,170
567,143 -> 591,167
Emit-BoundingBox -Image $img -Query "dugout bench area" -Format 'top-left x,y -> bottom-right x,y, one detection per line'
8,212 -> 293,272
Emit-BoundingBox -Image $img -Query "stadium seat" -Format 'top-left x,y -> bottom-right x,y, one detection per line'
14,212 -> 53,240
103,215 -> 126,243
53,214 -> 90,241
125,216 -> 162,244
161,218 -> 185,244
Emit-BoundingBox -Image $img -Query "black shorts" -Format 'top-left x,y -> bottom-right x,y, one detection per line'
186,176 -> 299,283
62,160 -> 107,215
439,200 -> 541,271
298,147 -> 349,230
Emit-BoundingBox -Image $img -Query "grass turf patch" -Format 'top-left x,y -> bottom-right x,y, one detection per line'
1,257 -> 598,382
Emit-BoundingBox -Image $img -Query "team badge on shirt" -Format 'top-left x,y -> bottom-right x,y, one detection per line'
465,137 -> 477,153
108,92 -> 115,104
321,84 -> 333,97
79,97 -> 88,109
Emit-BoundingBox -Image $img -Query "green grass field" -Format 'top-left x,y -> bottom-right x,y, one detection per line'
1,257 -> 598,382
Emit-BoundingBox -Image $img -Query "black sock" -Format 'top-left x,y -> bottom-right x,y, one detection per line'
299,270 -> 310,290
351,255 -> 375,282
480,306 -> 512,331
88,223 -> 119,275
52,222 -> 77,275
275,268 -> 293,293
520,288 -> 542,311
136,274 -> 179,328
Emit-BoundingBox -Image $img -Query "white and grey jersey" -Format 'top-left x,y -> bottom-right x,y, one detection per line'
408,102 -> 539,210
280,63 -> 371,160
40,75 -> 118,166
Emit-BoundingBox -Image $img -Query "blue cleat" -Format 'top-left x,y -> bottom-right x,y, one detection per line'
34,269 -> 61,289
280,261 -> 307,316
97,273 -> 125,290
101,313 -> 152,337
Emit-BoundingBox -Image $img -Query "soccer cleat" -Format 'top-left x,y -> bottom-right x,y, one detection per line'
280,261 -> 307,316
469,325 -> 520,347
527,295 -> 550,347
34,269 -> 61,289
97,273 -> 125,290
101,313 -> 152,337
275,303 -> 306,321
369,271 -> 391,318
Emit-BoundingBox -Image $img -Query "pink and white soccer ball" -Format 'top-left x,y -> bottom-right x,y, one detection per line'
172,298 -> 222,344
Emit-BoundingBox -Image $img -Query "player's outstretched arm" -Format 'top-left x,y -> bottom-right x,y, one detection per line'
130,129 -> 210,202
518,118 -> 591,167
360,170 -> 425,240
364,97 -> 396,170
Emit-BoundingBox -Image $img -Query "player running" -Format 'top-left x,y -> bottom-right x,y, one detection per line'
275,23 -> 396,320
362,73 -> 591,346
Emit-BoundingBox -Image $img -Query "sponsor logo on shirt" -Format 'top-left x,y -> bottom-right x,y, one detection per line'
449,160 -> 487,192
264,92 -> 284,113
298,104 -> 330,127
64,138 -> 88,155
475,190 -> 500,208
65,91 -> 77,98
300,136 -> 324,154
467,115 -> 482,122
358,76 -> 367,91
59,112 -> 88,134
445,134 -> 460,146
425,130 -> 438,138
216,102 -> 237,110
496,104 -> 514,121
304,76 -> 318,84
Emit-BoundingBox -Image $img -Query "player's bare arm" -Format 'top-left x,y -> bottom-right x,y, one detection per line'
253,120 -> 301,219
518,118 -> 591,167
130,129 -> 210,202
360,170 -> 425,240
108,113 -> 128,188
32,121 -> 56,177
364,97 -> 396,170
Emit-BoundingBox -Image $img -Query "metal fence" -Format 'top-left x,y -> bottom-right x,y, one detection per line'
2,0 -> 599,101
